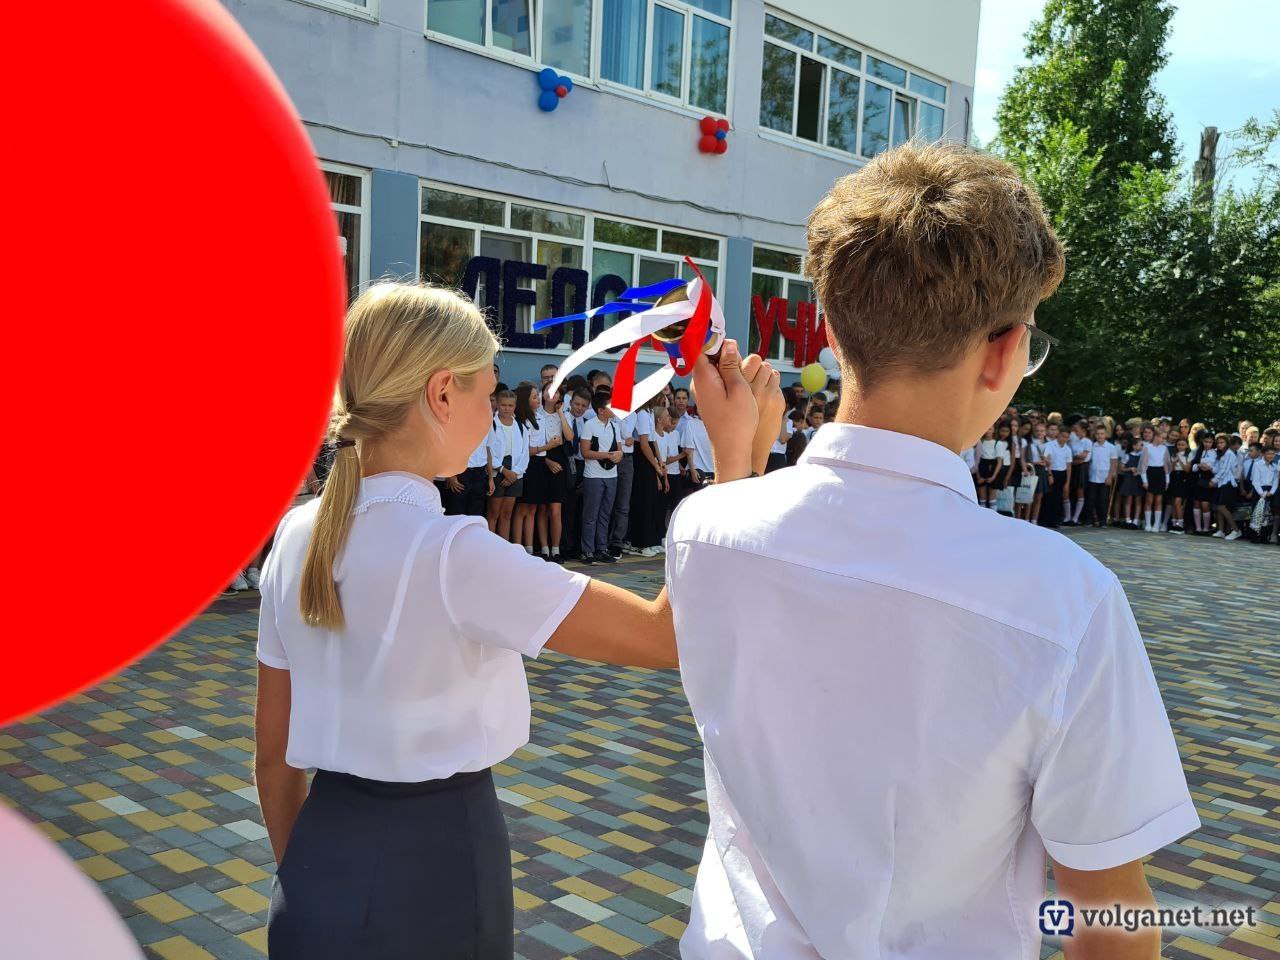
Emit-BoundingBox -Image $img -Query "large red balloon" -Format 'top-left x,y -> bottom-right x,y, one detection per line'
0,0 -> 345,725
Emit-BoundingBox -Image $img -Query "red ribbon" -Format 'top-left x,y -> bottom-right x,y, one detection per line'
670,257 -> 712,377
610,336 -> 649,412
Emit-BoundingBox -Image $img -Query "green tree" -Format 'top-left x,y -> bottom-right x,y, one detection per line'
996,0 -> 1280,426
995,0 -> 1177,181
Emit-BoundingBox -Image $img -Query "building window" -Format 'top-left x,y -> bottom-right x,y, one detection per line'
749,246 -> 817,367
426,0 -> 732,114
321,162 -> 371,304
419,183 -> 721,341
428,0 -> 594,77
602,0 -> 732,112
760,10 -> 947,158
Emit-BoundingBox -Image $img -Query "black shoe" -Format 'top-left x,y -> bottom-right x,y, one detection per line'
609,547 -> 623,559
580,554 -> 596,565
551,554 -> 565,563
594,551 -> 617,564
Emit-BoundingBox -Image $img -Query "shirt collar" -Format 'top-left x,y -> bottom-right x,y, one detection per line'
798,424 -> 978,504
356,471 -> 444,513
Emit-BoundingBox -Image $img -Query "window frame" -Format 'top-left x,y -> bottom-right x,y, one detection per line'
424,0 -> 736,118
759,9 -> 948,160
289,0 -> 379,21
418,181 -> 723,352
320,160 -> 372,302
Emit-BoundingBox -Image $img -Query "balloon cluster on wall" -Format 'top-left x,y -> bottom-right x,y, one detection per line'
698,116 -> 730,154
537,68 -> 574,111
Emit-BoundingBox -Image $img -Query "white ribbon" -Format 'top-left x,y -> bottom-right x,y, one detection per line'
544,278 -> 722,416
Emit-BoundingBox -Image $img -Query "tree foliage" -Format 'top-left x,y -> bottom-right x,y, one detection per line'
995,0 -> 1280,427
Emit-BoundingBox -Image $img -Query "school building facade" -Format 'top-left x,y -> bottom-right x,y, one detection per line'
227,0 -> 982,386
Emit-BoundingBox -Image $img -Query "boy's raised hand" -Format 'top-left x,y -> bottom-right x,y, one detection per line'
692,339 -> 775,482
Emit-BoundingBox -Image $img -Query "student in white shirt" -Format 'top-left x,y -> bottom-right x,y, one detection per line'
1205,433 -> 1242,540
255,283 -> 774,959
579,391 -> 623,564
484,389 -> 528,542
1042,425 -> 1074,528
626,395 -> 668,556
1137,424 -> 1170,532
444,430 -> 499,517
682,413 -> 716,491
1083,424 -> 1119,527
1066,420 -> 1092,525
607,408 -> 638,558
655,405 -> 685,525
1247,445 -> 1278,540
1026,421 -> 1050,524
562,387 -> 593,561
511,383 -> 547,553
533,387 -> 572,562
667,144 -> 1196,960
766,407 -> 793,473
802,402 -> 825,441
1166,436 -> 1193,534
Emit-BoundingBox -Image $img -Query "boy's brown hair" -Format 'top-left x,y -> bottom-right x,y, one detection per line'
806,142 -> 1065,393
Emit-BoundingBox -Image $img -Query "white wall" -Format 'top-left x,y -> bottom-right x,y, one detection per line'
768,0 -> 981,85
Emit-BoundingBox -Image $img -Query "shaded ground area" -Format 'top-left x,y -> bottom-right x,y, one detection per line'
0,530 -> 1277,959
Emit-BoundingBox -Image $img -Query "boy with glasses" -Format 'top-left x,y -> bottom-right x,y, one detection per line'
666,143 -> 1196,960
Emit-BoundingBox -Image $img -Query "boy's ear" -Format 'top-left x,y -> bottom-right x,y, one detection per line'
981,324 -> 1027,394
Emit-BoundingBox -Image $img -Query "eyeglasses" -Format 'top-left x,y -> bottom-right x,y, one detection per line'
988,321 -> 1059,377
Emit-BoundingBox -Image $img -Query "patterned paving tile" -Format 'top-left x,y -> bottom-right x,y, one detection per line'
0,530 -> 1276,958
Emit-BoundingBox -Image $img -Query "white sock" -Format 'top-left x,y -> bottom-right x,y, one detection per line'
524,545 -> 533,554
551,546 -> 560,556
1072,498 -> 1085,522
1144,510 -> 1153,528
539,547 -> 550,556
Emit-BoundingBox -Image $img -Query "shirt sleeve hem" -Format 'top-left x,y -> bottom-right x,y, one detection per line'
256,651 -> 290,670
1042,798 -> 1200,871
523,572 -> 590,660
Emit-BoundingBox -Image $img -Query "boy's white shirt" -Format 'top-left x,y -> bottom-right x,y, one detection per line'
667,424 -> 1197,960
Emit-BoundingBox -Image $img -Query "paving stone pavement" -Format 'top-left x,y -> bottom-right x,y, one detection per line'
0,528 -> 1277,959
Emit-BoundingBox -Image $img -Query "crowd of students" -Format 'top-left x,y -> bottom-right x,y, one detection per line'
961,407 -> 1280,543
238,376 -> 1275,597
434,362 -> 716,564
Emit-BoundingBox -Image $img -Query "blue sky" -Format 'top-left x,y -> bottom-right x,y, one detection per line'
973,0 -> 1280,180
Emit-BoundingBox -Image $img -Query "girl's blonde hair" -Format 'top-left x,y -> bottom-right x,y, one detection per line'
300,282 -> 498,631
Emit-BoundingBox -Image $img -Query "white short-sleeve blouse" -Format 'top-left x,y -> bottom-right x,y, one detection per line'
257,472 -> 588,782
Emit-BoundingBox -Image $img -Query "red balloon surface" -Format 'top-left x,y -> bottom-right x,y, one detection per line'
699,116 -> 718,135
715,139 -> 729,154
715,118 -> 731,133
0,0 -> 345,726
699,135 -> 718,153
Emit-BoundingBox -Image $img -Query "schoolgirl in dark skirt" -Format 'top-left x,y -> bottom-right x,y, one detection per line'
256,284 -> 745,960
1189,432 -> 1216,533
627,396 -> 667,555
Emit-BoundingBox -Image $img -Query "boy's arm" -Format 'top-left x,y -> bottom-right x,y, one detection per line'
1052,860 -> 1161,960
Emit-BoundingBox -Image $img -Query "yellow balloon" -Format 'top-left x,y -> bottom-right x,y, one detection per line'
800,362 -> 827,394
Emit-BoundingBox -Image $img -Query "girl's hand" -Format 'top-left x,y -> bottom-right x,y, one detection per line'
446,476 -> 465,494
546,460 -> 562,475
503,469 -> 517,484
487,477 -> 495,496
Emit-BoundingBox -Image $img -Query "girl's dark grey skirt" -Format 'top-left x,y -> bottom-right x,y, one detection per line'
268,768 -> 512,959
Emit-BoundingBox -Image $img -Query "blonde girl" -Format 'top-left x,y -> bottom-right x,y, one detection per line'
254,282 -> 779,958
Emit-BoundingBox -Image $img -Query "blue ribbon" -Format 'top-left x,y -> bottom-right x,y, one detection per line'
532,299 -> 654,332
620,278 -> 688,301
